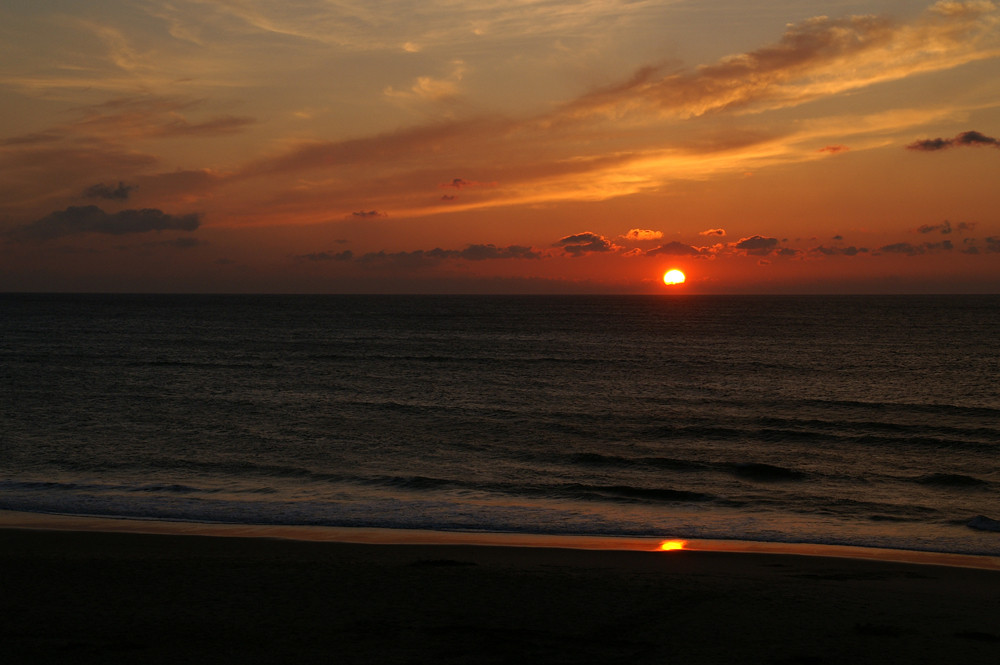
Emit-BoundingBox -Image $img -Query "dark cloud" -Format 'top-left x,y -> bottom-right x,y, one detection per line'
926,240 -> 954,252
295,250 -> 354,261
811,245 -> 868,256
646,241 -> 702,256
916,220 -> 952,234
440,178 -> 495,189
137,237 -> 204,250
735,235 -> 779,255
0,132 -> 61,146
878,240 -> 954,255
819,145 -> 849,154
553,232 -> 617,256
7,205 -> 200,241
83,181 -> 135,200
351,210 -> 386,218
986,237 -> 1000,253
155,115 -> 255,138
906,130 -> 1000,151
441,194 -> 457,201
879,242 -> 923,255
957,221 -> 977,232
459,244 -> 541,260
699,228 -> 726,237
956,130 -> 999,146
161,237 -> 202,249
351,244 -> 542,267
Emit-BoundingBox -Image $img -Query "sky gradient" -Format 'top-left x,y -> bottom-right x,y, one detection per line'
2,1 -> 999,293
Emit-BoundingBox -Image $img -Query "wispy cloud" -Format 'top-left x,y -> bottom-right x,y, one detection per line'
552,2 -> 1000,122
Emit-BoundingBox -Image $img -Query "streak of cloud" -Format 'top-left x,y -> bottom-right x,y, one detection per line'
878,240 -> 955,255
352,244 -> 542,267
7,205 -> 200,241
555,2 -> 1000,122
646,241 -> 703,256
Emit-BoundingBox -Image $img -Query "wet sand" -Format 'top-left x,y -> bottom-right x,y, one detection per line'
2,521 -> 999,664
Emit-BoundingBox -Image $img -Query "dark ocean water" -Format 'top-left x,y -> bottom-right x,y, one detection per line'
1,293 -> 998,555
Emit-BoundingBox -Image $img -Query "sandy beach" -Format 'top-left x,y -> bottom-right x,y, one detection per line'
2,517 -> 999,664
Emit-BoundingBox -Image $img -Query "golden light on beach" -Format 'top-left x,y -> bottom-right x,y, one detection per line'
663,270 -> 686,286
659,539 -> 688,551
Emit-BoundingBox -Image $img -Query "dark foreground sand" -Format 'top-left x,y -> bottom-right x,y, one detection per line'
2,526 -> 999,665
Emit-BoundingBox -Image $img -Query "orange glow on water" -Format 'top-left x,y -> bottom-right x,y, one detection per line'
659,539 -> 688,551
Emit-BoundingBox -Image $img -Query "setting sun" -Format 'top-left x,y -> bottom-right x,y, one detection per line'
663,269 -> 686,285
659,539 -> 688,551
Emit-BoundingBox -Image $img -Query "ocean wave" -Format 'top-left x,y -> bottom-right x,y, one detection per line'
555,483 -> 713,503
730,463 -> 806,482
913,473 -> 988,488
966,515 -> 1000,532
565,452 -> 709,473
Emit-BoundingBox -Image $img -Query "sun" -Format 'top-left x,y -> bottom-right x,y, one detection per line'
662,269 -> 686,285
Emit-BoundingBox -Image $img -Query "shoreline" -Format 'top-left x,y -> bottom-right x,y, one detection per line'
2,508 -> 998,570
3,517 -> 1000,664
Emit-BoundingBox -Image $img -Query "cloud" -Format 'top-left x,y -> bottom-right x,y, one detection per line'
906,130 -> 1000,151
699,228 -> 726,237
7,205 -> 200,241
734,235 -> 780,255
557,3 -> 1000,121
646,241 -> 703,256
163,237 -> 203,249
440,177 -> 495,189
139,237 -> 204,250
295,250 -> 354,261
811,245 -> 868,256
623,228 -> 663,241
916,220 -> 952,234
878,240 -> 955,255
383,60 -> 467,103
553,231 -> 619,256
819,145 -> 850,154
83,181 -> 135,200
204,4 -> 999,224
354,244 -> 542,267
458,244 -> 541,260
351,210 -> 387,218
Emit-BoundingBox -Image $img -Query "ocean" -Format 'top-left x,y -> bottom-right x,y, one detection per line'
2,293 -> 998,556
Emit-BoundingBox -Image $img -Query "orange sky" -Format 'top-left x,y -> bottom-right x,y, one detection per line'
1,1 -> 999,293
